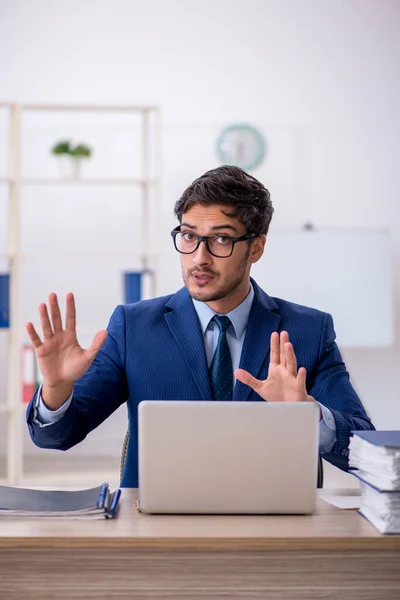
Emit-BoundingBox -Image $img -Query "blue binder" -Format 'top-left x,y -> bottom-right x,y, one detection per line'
124,271 -> 142,304
0,274 -> 9,328
124,270 -> 153,304
352,430 -> 400,448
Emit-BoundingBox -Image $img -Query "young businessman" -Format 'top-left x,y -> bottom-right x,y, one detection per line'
26,165 -> 374,487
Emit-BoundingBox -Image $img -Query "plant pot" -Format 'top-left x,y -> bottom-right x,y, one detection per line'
56,155 -> 82,180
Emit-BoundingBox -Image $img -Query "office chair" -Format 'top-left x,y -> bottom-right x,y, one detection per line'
120,429 -> 324,488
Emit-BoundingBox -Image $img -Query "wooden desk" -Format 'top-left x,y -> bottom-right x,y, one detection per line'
0,489 -> 399,599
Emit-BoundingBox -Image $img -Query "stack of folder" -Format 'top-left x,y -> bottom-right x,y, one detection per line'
349,431 -> 400,534
0,482 -> 121,519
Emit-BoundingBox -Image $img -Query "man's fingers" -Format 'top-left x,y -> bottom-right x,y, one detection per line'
234,368 -> 263,392
49,293 -> 63,333
65,293 -> 76,332
26,322 -> 43,349
297,366 -> 307,390
270,332 -> 280,365
285,342 -> 297,377
84,330 -> 108,364
280,331 -> 289,368
39,303 -> 54,339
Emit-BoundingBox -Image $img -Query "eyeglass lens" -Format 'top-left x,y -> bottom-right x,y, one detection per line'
175,232 -> 233,257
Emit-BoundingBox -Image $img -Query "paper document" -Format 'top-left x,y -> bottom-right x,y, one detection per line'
320,491 -> 361,510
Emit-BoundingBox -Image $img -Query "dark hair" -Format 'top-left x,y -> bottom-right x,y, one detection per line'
173,165 -> 274,236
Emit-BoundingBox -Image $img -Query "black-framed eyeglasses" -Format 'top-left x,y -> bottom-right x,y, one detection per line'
171,226 -> 257,258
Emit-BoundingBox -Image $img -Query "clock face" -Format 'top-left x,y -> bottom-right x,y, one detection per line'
216,124 -> 265,171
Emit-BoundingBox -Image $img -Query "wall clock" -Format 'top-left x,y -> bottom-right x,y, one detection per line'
216,123 -> 265,171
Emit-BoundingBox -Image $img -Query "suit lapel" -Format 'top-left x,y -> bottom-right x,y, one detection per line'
233,281 -> 281,402
164,288 -> 212,400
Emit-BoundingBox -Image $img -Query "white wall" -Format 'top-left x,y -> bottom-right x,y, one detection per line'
0,0 -> 399,461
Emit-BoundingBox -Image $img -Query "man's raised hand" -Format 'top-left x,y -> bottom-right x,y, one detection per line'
25,293 -> 107,409
235,331 -> 313,404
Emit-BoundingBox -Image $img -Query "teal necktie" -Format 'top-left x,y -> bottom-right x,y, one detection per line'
210,315 -> 233,401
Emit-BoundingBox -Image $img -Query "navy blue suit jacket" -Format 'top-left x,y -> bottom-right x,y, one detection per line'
27,279 -> 374,487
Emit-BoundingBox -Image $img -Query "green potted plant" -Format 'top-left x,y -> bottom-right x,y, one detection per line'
51,140 -> 93,179
51,140 -> 72,155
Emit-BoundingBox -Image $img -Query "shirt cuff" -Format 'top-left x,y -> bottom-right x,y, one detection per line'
33,384 -> 73,428
317,402 -> 336,454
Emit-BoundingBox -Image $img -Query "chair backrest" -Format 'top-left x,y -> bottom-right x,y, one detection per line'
120,429 -> 130,482
317,455 -> 323,488
120,427 -> 324,488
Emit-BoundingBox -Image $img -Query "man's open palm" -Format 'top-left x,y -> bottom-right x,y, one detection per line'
26,293 -> 107,389
235,331 -> 311,403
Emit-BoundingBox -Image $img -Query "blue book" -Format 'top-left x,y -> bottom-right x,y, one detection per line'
349,431 -> 400,533
352,471 -> 400,493
349,430 -> 400,493
352,430 -> 400,448
357,479 -> 400,534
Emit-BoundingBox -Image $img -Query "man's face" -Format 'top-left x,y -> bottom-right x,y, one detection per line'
179,204 -> 262,307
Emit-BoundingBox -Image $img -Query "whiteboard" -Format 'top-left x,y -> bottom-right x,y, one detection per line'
251,229 -> 393,347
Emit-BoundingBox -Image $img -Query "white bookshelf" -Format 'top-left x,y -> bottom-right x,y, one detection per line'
0,177 -> 157,185
0,102 -> 162,484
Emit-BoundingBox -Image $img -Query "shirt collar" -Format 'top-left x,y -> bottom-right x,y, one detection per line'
192,283 -> 254,340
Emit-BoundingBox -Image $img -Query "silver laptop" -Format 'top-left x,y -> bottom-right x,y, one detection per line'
138,400 -> 320,514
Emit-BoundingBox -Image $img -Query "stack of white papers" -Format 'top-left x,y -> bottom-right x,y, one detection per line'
349,431 -> 400,534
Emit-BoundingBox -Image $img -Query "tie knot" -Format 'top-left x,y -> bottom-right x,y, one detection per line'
213,315 -> 231,334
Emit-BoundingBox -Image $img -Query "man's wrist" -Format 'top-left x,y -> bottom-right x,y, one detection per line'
41,381 -> 74,411
307,395 -> 322,420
